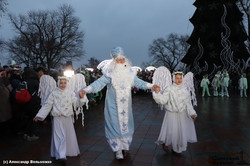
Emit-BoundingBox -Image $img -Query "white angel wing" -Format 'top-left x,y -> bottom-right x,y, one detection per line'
97,59 -> 113,70
69,73 -> 87,93
38,75 -> 56,106
152,66 -> 172,94
69,73 -> 89,126
183,72 -> 197,106
152,66 -> 172,110
97,59 -> 113,77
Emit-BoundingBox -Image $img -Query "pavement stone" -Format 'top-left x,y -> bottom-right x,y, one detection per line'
0,92 -> 250,166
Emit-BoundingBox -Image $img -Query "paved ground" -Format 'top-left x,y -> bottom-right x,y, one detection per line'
0,91 -> 250,166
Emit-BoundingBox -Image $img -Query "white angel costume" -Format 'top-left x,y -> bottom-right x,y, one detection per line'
36,76 -> 88,159
152,67 -> 197,153
38,74 -> 88,126
83,47 -> 153,154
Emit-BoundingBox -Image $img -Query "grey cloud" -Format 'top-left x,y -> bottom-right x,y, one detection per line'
0,0 -> 195,68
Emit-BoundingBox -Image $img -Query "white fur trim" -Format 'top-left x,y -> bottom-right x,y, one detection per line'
83,86 -> 93,93
111,62 -> 135,135
146,83 -> 153,89
107,136 -> 132,152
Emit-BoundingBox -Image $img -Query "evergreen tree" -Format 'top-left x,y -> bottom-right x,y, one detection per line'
182,0 -> 250,77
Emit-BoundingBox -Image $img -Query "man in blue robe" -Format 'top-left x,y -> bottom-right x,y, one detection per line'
82,47 -> 160,159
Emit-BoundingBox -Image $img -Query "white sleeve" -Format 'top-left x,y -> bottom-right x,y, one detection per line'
186,95 -> 197,118
72,92 -> 89,110
36,93 -> 54,120
152,91 -> 170,105
146,83 -> 154,89
82,86 -> 94,93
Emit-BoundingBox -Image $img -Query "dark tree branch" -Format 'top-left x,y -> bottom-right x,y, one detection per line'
6,4 -> 85,70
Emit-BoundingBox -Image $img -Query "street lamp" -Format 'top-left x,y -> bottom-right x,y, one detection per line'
63,69 -> 74,78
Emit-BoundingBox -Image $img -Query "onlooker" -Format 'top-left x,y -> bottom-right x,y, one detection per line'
22,68 -> 41,141
0,77 -> 12,138
36,67 -> 45,79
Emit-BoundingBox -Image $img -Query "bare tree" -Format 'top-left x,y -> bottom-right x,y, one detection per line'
6,4 -> 84,70
148,33 -> 189,72
237,0 -> 250,51
85,57 -> 100,68
141,61 -> 155,69
0,0 -> 7,19
0,0 -> 7,60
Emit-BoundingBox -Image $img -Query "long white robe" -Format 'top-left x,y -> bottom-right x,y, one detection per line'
153,83 -> 197,153
36,88 -> 88,159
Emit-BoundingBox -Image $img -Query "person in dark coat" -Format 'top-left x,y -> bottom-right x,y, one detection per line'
9,68 -> 24,135
0,77 -> 12,139
22,68 -> 41,141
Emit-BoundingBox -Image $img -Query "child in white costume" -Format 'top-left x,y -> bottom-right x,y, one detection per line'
200,75 -> 211,97
239,73 -> 248,97
153,71 -> 197,154
34,77 -> 88,160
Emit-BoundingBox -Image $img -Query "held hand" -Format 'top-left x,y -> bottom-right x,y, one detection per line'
33,117 -> 42,122
191,115 -> 197,121
152,85 -> 161,93
79,90 -> 87,99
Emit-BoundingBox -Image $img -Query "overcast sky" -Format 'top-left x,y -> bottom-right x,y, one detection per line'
0,0 -> 195,68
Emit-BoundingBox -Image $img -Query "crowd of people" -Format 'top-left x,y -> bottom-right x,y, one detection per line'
0,65 -> 41,141
200,70 -> 249,97
0,65 -> 87,140
0,63 -> 154,141
0,64 -> 248,140
0,53 -> 249,161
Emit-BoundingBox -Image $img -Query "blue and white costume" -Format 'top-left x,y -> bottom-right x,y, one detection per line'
83,47 -> 153,152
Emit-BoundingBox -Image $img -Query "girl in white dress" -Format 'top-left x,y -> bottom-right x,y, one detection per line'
33,76 -> 87,160
153,72 -> 197,153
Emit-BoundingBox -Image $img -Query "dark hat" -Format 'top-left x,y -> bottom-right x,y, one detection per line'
66,61 -> 73,66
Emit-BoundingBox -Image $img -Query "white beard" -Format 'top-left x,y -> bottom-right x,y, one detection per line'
111,61 -> 134,88
110,59 -> 135,135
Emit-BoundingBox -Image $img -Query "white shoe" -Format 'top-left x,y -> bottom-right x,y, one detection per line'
115,150 -> 124,160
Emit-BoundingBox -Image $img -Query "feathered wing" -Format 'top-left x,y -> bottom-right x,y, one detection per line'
38,75 -> 56,106
183,72 -> 197,106
70,73 -> 89,126
97,59 -> 113,70
97,59 -> 113,76
153,66 -> 172,94
152,66 -> 172,109
70,73 -> 87,93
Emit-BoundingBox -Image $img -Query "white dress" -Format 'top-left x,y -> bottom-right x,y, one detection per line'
36,87 -> 88,159
153,83 -> 197,153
